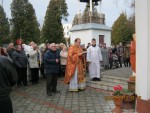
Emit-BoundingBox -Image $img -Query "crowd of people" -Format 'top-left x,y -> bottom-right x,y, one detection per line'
100,42 -> 131,69
0,39 -> 132,86
0,40 -> 132,85
0,40 -> 69,113
0,37 -> 134,113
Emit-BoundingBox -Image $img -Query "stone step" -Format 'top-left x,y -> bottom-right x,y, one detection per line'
101,75 -> 128,85
86,80 -> 128,91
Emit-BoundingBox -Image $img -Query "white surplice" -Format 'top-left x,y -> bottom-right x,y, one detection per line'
86,46 -> 103,79
69,67 -> 86,91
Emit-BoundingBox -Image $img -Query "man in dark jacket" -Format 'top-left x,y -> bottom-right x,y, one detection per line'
12,45 -> 28,87
7,42 -> 15,59
0,56 -> 18,113
44,43 -> 60,96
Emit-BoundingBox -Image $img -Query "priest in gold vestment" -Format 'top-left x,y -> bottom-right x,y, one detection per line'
64,38 -> 86,91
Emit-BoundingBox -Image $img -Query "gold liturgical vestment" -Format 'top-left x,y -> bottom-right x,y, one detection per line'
64,45 -> 85,84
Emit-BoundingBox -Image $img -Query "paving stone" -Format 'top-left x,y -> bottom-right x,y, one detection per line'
104,112 -> 112,113
39,111 -> 47,113
79,106 -> 87,110
103,108 -> 111,112
79,110 -> 87,113
40,108 -> 48,111
26,107 -> 33,111
47,110 -> 54,113
55,110 -> 63,113
33,107 -> 41,111
72,110 -> 80,113
87,106 -> 95,109
47,108 -> 55,111
11,67 -> 135,113
23,111 -> 31,113
95,109 -> 104,112
30,111 -> 39,113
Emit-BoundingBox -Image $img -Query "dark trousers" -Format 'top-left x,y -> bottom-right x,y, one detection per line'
40,63 -> 45,78
0,97 -> 13,113
30,68 -> 39,84
119,56 -> 123,68
124,58 -> 130,67
46,74 -> 58,94
109,58 -> 113,69
61,65 -> 66,76
16,68 -> 27,86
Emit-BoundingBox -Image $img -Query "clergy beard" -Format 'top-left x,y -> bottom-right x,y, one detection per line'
92,45 -> 96,47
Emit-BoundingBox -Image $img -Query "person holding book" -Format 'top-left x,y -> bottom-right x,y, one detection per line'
64,38 -> 86,91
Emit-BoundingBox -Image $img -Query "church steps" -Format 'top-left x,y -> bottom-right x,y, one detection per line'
101,75 -> 128,85
86,76 -> 128,91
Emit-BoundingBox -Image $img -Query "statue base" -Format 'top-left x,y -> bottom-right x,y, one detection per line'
128,75 -> 136,92
129,75 -> 136,82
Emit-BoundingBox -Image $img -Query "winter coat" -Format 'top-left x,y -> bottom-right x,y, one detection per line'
44,49 -> 60,74
60,50 -> 68,65
0,56 -> 18,99
28,49 -> 40,68
7,48 -> 15,59
12,50 -> 28,68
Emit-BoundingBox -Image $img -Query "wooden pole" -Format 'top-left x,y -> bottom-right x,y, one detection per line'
90,0 -> 92,12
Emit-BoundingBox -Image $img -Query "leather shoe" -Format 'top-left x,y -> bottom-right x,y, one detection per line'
96,78 -> 101,81
92,78 -> 97,81
52,90 -> 60,93
47,93 -> 52,96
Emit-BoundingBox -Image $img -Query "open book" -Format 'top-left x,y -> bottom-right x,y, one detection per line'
82,51 -> 87,54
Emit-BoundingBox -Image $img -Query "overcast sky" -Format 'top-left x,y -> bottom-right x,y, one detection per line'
2,0 -> 132,27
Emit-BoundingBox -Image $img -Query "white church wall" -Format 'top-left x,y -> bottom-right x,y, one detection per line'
70,30 -> 92,46
91,30 -> 111,47
70,29 -> 111,47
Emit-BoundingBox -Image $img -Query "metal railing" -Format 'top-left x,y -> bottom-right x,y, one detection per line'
73,12 -> 105,25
